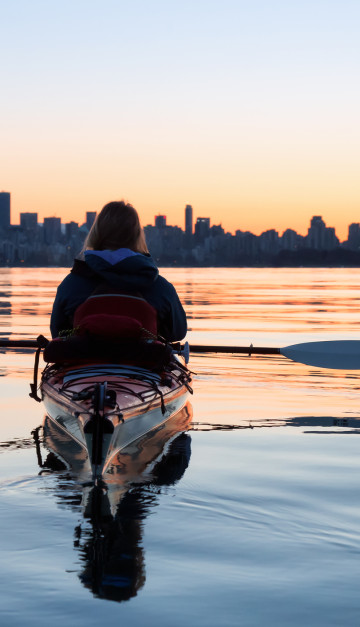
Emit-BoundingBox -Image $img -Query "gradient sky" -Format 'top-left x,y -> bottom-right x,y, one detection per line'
1,0 -> 359,240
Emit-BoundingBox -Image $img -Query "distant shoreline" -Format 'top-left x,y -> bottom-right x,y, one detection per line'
4,246 -> 360,269
2,262 -> 360,269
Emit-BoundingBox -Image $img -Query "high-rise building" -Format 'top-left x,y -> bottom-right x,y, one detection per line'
195,217 -> 210,241
307,216 -> 326,249
43,217 -> 62,244
347,223 -> 360,250
86,212 -> 96,230
65,221 -> 79,239
0,192 -> 11,230
281,228 -> 301,250
307,216 -> 339,250
20,212 -> 38,230
185,204 -> 193,236
259,229 -> 280,254
155,215 -> 166,228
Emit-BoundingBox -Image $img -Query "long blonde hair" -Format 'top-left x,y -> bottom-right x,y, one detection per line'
83,201 -> 149,254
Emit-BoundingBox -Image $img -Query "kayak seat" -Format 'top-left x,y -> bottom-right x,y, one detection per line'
73,294 -> 158,339
75,314 -> 143,339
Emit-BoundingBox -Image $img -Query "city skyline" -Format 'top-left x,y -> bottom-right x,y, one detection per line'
4,192 -> 360,243
1,192 -> 360,267
0,190 -> 359,241
1,2 -> 360,241
1,190 -> 359,243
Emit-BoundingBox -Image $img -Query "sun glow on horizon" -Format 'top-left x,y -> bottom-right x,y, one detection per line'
1,1 -> 360,244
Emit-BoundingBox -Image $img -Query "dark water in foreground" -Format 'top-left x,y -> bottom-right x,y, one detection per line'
1,268 -> 360,626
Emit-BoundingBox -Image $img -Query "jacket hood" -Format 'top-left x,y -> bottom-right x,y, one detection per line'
83,248 -> 159,290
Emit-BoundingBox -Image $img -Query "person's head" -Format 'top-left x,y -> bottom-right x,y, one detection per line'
83,201 -> 149,254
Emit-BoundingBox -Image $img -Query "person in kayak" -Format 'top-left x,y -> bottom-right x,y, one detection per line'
50,201 -> 187,342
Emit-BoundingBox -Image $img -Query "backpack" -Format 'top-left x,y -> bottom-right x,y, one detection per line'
43,285 -> 172,369
73,287 -> 157,339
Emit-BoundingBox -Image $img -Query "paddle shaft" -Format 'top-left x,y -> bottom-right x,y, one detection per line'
189,344 -> 280,355
0,339 -> 40,348
189,340 -> 360,369
0,338 -> 280,354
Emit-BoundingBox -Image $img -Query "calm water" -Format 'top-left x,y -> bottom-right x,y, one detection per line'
1,267 -> 360,626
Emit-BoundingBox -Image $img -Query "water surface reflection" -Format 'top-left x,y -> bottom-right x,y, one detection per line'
2,269 -> 360,624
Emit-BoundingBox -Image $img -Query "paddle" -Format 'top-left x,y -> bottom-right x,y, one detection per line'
0,339 -> 41,348
0,337 -> 360,370
188,340 -> 360,370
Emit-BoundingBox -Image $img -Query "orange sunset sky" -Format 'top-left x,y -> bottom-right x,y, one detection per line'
1,1 -> 360,241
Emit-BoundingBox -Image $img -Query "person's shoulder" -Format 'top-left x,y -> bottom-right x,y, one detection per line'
71,258 -> 97,279
57,260 -> 95,293
57,272 -> 73,288
154,273 -> 177,292
54,272 -> 78,298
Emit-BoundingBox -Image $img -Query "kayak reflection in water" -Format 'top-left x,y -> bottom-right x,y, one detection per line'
36,403 -> 192,603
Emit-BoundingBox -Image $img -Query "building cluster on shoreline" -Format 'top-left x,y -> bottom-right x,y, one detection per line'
0,192 -> 96,265
1,192 -> 360,266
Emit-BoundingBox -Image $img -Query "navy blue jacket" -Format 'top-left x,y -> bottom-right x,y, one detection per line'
50,249 -> 187,341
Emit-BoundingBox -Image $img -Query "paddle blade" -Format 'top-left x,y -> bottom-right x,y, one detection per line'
281,340 -> 360,370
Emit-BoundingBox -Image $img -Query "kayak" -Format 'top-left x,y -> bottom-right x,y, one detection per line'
40,353 -> 192,482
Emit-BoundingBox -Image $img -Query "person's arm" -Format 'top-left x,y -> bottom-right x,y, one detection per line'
151,278 -> 187,342
163,285 -> 187,342
50,285 -> 73,338
50,273 -> 94,338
